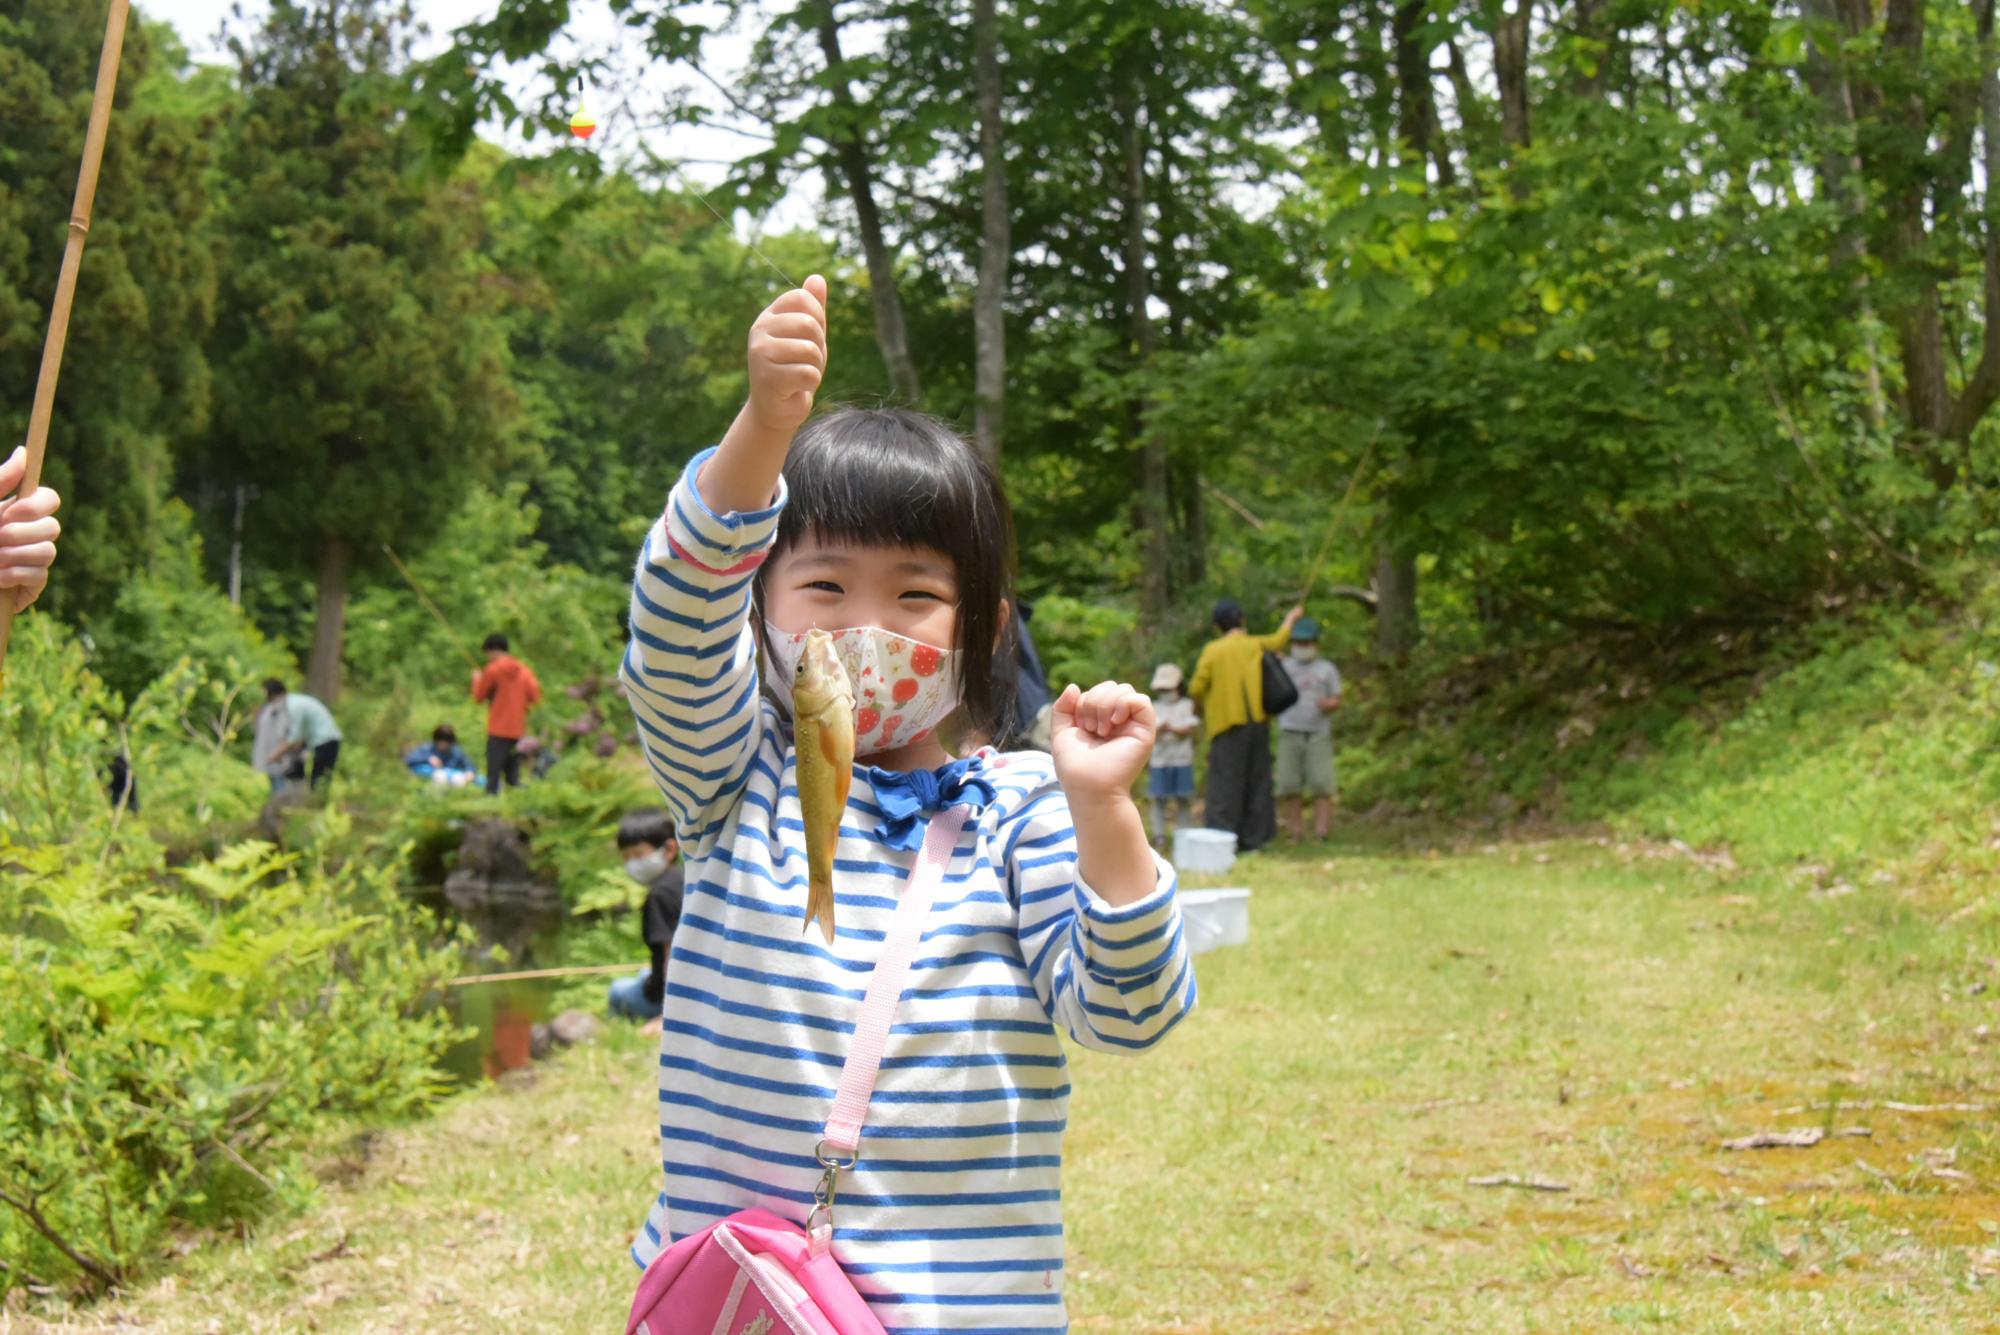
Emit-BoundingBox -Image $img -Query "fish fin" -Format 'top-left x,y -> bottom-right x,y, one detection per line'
805,879 -> 836,944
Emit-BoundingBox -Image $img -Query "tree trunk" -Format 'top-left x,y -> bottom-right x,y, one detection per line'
1874,0 -> 1952,471
229,484 -> 246,609
1116,81 -> 1169,625
1493,0 -> 1532,150
1392,0 -> 1454,186
816,6 -> 921,402
1800,0 -> 1887,431
971,0 -> 1009,461
1374,542 -> 1419,658
1175,458 -> 1207,590
1945,0 -> 2000,450
1570,0 -> 1612,100
307,532 -> 347,704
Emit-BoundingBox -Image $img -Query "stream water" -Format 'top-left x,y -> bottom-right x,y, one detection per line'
437,976 -> 564,1084
415,875 -> 573,1085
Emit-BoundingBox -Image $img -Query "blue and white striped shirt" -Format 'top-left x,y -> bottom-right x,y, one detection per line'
621,449 -> 1197,1333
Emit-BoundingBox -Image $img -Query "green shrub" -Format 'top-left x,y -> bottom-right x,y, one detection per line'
0,619 -> 122,846
1029,593 -> 1140,693
89,501 -> 296,713
0,617 -> 272,854
0,839 -> 467,1296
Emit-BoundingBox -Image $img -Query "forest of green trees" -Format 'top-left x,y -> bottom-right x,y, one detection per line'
10,0 -> 2000,1307
9,0 -> 1998,710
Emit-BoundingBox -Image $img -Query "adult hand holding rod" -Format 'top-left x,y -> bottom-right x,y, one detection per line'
0,0 -> 131,693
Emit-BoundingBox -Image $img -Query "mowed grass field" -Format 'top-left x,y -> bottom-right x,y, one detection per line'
22,835 -> 1999,1333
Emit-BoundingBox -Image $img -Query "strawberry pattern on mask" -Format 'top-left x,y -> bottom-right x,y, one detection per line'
765,623 -> 961,757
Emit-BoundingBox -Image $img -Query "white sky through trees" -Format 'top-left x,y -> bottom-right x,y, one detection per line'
161,0 -> 823,232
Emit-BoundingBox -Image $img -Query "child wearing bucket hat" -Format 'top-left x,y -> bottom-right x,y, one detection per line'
1148,662 -> 1200,849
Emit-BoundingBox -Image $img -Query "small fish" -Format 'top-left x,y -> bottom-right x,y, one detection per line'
793,629 -> 855,944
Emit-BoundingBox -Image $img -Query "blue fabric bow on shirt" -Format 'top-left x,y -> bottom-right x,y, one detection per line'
865,756 -> 1000,852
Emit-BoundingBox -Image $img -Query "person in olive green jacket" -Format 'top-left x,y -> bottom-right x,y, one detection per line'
1189,599 -> 1303,853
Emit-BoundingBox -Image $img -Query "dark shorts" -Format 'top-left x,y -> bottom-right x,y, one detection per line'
1148,764 -> 1195,799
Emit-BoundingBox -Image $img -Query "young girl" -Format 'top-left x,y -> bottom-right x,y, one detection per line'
621,276 -> 1196,1332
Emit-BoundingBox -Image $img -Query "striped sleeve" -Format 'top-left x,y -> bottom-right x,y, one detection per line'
1003,781 -> 1197,1054
621,446 -> 786,843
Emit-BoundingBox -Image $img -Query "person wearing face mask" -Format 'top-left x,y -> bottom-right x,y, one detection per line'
607,811 -> 683,1027
1273,617 -> 1343,842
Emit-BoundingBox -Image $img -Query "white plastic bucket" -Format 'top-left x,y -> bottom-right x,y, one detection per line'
1179,888 -> 1251,954
1172,827 -> 1237,875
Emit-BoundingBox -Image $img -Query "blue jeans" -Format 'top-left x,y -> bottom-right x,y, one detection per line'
607,970 -> 656,1020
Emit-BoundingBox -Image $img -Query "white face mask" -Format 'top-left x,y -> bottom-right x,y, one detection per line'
1292,645 -> 1320,661
765,623 -> 960,757
625,850 -> 669,883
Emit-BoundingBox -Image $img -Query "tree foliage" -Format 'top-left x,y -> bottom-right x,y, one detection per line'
0,9 -> 217,627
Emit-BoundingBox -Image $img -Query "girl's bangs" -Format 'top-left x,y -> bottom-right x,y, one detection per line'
774,415 -> 1005,565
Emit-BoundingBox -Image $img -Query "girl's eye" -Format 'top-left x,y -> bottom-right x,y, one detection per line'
900,590 -> 944,602
805,580 -> 844,595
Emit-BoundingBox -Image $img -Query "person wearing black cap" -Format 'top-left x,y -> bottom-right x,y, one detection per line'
1189,598 -> 1303,853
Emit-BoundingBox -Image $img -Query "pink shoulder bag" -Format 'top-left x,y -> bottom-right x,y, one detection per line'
626,806 -> 970,1335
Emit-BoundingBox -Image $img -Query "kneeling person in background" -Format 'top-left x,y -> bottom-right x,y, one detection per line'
405,724 -> 477,787
607,811 -> 682,1030
264,679 -> 343,791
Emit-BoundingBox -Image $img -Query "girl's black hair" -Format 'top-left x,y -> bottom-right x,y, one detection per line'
755,407 -> 1018,738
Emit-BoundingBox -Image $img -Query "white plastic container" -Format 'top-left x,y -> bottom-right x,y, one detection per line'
1179,888 -> 1251,954
1172,827 -> 1238,875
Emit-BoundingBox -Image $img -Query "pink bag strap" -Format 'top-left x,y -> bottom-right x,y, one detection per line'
820,803 -> 969,1157
807,804 -> 968,1253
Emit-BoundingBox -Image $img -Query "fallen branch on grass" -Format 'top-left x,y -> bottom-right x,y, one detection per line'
307,1230 -> 352,1264
1771,1100 -> 1988,1116
1720,1128 -> 1824,1150
1467,1173 -> 1571,1192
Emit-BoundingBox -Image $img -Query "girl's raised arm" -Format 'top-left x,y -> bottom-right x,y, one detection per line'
1004,681 -> 1195,1053
700,275 -> 827,514
620,278 -> 827,844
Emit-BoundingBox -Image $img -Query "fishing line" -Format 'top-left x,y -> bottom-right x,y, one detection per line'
658,158 -> 800,291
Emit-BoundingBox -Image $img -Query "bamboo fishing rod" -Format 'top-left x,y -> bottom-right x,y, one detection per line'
442,962 -> 648,988
381,541 -> 481,670
1296,427 -> 1384,606
0,0 -> 132,694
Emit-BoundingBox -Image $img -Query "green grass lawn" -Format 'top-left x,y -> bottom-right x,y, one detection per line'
34,836 -> 2000,1333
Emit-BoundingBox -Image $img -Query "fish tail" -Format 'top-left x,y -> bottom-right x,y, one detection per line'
805,875 -> 836,944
